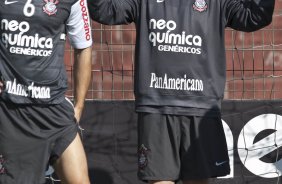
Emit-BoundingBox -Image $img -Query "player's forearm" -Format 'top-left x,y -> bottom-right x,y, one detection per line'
0,81 -> 3,94
87,0 -> 137,25
73,47 -> 92,119
225,0 -> 275,32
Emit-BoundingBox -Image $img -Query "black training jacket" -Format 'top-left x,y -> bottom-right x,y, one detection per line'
88,0 -> 275,116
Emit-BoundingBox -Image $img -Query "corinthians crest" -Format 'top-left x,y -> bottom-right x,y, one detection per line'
0,155 -> 5,174
43,0 -> 59,16
138,144 -> 150,170
193,0 -> 208,12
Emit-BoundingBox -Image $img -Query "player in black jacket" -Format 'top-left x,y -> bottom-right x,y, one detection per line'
0,0 -> 92,183
87,0 -> 275,184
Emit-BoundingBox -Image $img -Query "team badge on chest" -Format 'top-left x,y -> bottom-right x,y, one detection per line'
43,0 -> 59,16
193,0 -> 208,12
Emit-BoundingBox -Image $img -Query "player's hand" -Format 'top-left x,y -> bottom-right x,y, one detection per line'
74,106 -> 83,123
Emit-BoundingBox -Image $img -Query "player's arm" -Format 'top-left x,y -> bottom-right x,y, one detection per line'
73,47 -> 92,122
87,0 -> 139,25
67,0 -> 93,122
224,0 -> 275,32
0,81 -> 3,94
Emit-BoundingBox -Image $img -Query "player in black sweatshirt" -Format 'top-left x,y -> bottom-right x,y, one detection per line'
0,0 -> 92,183
88,0 -> 275,183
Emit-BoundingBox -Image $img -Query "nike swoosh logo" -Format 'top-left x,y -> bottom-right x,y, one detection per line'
4,0 -> 18,5
215,161 -> 228,166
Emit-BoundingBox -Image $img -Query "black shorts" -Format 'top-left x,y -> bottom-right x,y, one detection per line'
137,113 -> 230,182
0,98 -> 78,184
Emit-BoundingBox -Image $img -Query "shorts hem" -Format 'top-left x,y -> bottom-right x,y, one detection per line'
181,171 -> 231,181
50,125 -> 79,165
138,176 -> 179,182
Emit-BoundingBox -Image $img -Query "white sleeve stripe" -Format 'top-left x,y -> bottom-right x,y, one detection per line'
67,0 -> 93,49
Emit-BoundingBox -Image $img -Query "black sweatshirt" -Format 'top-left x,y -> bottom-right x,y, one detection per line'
0,0 -> 92,104
88,0 -> 275,116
